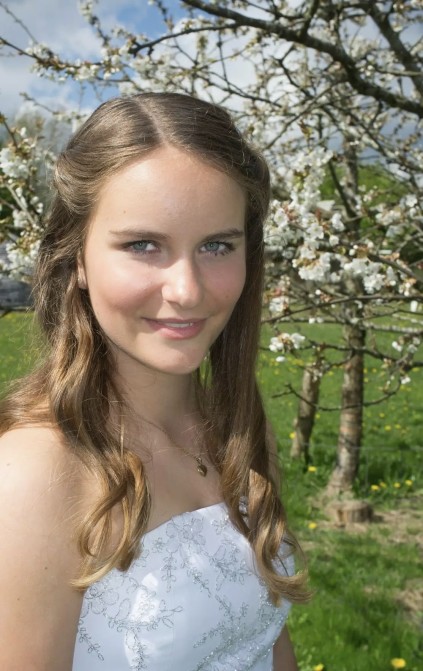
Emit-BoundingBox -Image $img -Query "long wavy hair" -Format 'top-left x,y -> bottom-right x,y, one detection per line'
0,93 -> 307,604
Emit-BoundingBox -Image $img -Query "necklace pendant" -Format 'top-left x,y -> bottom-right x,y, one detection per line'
197,462 -> 208,477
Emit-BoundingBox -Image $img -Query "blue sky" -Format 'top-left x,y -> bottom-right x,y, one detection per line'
0,0 -> 184,116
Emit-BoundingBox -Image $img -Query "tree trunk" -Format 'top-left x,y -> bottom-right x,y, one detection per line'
326,134 -> 366,496
326,321 -> 365,495
291,362 -> 322,461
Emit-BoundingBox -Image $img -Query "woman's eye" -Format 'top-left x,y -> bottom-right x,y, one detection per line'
128,240 -> 157,254
202,241 -> 234,255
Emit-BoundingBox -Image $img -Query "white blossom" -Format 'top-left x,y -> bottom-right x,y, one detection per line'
0,148 -> 30,180
295,252 -> 332,283
12,210 -> 30,229
406,337 -> 421,354
269,295 -> 289,314
269,332 -> 306,353
330,212 -> 345,232
343,258 -> 387,294
4,238 -> 40,278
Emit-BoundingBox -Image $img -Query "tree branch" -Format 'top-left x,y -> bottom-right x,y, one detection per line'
182,0 -> 423,117
128,21 -> 237,56
271,379 -> 403,410
362,0 -> 423,98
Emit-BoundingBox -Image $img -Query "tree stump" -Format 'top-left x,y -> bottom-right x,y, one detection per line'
327,499 -> 373,526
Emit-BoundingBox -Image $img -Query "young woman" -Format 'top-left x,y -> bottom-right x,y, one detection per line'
0,93 -> 307,670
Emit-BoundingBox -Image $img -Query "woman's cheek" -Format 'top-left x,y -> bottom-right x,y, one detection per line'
215,262 -> 246,303
89,265 -> 157,311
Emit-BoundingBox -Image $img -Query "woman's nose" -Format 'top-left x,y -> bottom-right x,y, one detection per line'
161,257 -> 204,308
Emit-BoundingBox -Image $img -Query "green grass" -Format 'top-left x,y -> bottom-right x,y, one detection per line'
1,312 -> 422,670
289,530 -> 422,671
259,321 -> 423,498
0,311 -> 38,388
258,323 -> 423,671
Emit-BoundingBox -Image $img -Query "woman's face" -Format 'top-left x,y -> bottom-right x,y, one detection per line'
79,146 -> 247,378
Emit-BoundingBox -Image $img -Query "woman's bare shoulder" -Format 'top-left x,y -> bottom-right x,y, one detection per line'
0,425 -> 90,669
0,423 -> 88,556
0,424 -> 88,503
0,423 -> 72,457
0,423 -> 101,552
0,423 -> 71,458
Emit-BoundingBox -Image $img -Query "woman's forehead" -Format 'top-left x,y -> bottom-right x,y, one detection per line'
87,146 -> 247,236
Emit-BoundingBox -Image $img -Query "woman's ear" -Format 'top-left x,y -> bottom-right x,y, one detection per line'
77,253 -> 87,290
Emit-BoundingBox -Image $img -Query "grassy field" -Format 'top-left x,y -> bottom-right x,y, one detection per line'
1,312 -> 422,671
259,324 -> 423,671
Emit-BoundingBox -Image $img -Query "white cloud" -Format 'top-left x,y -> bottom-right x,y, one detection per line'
0,0 -> 95,113
0,0 -> 152,115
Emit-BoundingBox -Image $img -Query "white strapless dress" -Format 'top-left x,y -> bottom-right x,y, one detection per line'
72,501 -> 294,671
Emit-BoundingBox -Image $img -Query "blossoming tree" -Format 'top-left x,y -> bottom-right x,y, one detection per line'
1,0 -> 422,493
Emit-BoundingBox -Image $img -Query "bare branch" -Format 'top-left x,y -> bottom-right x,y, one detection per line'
0,1 -> 37,43
271,379 -> 403,410
182,0 -> 423,117
362,0 -> 423,98
128,21 -> 238,56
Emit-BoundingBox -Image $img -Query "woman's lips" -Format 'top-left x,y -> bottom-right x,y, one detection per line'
144,318 -> 206,339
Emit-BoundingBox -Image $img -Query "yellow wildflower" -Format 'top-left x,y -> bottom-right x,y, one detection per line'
384,425 -> 392,431
391,659 -> 406,669
393,482 -> 401,488
289,431 -> 296,439
308,522 -> 317,530
313,665 -> 325,671
404,480 -> 413,487
308,465 -> 317,473
379,412 -> 385,418
370,484 -> 380,492
379,481 -> 387,488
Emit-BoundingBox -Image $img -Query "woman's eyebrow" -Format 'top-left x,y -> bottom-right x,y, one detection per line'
201,228 -> 245,241
109,229 -> 170,241
109,227 -> 245,240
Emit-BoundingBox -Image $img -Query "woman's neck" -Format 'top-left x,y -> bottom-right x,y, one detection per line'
116,364 -> 200,435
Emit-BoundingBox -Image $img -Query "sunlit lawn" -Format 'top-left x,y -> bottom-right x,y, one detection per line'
0,311 -> 38,387
1,312 -> 422,670
258,322 -> 423,671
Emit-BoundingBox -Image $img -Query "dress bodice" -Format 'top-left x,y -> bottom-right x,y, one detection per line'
72,502 -> 294,671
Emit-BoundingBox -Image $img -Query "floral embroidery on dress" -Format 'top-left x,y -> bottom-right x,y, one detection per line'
77,626 -> 104,661
73,502 -> 293,671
